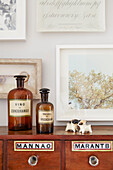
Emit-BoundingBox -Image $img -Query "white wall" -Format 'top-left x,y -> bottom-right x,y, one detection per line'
0,0 -> 113,126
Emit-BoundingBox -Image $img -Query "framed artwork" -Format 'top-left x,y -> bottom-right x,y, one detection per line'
0,59 -> 42,99
36,0 -> 105,32
0,0 -> 26,40
56,45 -> 113,121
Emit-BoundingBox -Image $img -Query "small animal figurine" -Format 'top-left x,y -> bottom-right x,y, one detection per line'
78,124 -> 92,134
79,120 -> 86,125
65,119 -> 80,132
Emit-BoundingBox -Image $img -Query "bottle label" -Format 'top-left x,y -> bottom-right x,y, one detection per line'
38,110 -> 53,123
9,99 -> 31,117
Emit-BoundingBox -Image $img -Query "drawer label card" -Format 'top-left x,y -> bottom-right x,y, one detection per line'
72,141 -> 112,151
14,141 -> 54,151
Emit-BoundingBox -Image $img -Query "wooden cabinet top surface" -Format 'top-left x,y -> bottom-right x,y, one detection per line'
0,126 -> 113,140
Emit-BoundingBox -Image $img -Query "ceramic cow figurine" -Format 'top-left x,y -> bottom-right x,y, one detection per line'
65,119 -> 92,134
65,119 -> 80,132
78,121 -> 92,134
78,120 -> 86,125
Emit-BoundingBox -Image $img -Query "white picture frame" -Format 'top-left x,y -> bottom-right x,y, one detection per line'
56,45 -> 113,121
0,0 -> 26,40
36,0 -> 105,32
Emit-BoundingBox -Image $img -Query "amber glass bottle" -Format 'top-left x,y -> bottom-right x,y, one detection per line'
8,75 -> 33,131
36,88 -> 54,133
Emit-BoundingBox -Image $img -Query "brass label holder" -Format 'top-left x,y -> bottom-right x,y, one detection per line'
72,141 -> 112,152
14,141 -> 54,151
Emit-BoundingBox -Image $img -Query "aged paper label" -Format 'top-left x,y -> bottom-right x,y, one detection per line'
38,110 -> 53,123
9,99 -> 31,117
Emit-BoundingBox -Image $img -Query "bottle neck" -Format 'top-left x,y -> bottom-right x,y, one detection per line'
17,79 -> 24,88
41,93 -> 48,102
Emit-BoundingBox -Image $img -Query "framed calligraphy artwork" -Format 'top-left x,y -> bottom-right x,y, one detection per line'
36,0 -> 105,32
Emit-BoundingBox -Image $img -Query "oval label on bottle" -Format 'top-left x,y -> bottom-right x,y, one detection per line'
14,141 -> 54,151
9,99 -> 31,117
72,141 -> 112,151
38,110 -> 53,123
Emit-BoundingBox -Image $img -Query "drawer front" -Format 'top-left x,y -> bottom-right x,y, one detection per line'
0,141 -> 3,170
65,141 -> 113,170
8,141 -> 61,170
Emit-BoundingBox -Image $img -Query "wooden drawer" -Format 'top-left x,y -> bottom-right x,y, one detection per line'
65,141 -> 113,170
0,141 -> 3,170
7,141 -> 61,170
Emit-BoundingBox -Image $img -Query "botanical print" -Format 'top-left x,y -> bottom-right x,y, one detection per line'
69,55 -> 113,109
0,0 -> 16,30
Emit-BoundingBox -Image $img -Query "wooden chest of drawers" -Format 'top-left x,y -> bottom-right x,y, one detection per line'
0,126 -> 113,170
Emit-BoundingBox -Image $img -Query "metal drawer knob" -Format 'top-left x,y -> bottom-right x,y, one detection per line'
28,155 -> 39,166
89,156 -> 99,167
